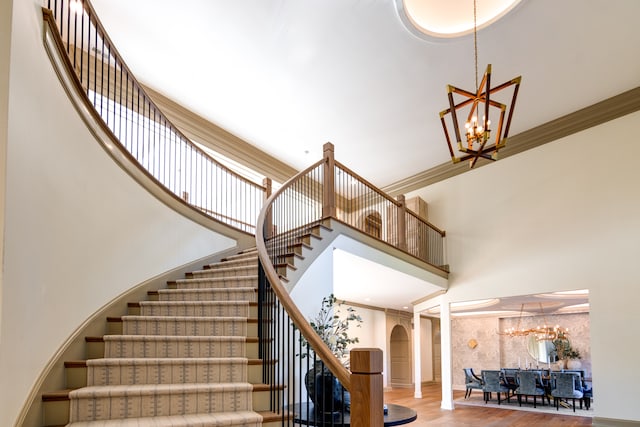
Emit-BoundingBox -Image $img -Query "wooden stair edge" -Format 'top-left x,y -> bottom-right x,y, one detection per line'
252,383 -> 286,391
274,262 -> 297,271
41,389 -> 71,402
64,360 -> 87,368
259,410 -> 293,423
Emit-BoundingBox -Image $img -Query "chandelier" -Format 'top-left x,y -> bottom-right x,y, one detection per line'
439,0 -> 522,168
499,303 -> 568,342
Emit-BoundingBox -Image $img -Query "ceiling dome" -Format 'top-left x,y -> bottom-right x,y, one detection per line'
396,0 -> 523,39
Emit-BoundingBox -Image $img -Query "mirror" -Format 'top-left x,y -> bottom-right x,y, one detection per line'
526,335 -> 556,363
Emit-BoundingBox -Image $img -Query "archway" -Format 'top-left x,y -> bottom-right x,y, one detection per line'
390,324 -> 412,386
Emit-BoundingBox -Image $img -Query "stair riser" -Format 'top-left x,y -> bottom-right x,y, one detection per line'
189,267 -> 258,278
156,289 -> 257,302
122,318 -> 248,337
69,389 -> 254,421
86,361 -> 248,386
138,303 -> 250,317
206,260 -> 258,270
170,278 -> 258,289
219,253 -> 258,263
66,363 -> 262,389
102,339 -> 255,359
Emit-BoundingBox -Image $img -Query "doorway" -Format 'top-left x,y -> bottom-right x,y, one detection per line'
389,324 -> 412,386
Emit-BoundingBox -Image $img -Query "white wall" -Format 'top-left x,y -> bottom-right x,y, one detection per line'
0,2 -> 237,425
0,0 -> 14,351
292,246 -> 391,387
409,111 -> 640,422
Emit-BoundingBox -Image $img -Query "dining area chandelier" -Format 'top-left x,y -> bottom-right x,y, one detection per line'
499,303 -> 568,342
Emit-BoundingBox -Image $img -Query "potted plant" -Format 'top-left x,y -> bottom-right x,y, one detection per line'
300,294 -> 363,414
551,333 -> 581,370
565,347 -> 582,370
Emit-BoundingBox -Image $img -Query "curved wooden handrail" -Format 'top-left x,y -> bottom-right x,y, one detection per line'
53,0 -> 246,182
255,158 -> 352,391
42,0 -> 265,235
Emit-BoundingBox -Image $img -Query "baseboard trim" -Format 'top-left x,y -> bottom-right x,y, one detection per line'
593,417 -> 640,427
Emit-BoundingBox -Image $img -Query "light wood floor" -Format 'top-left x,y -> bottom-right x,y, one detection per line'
384,383 -> 592,426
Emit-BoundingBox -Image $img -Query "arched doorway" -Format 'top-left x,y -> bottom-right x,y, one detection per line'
390,324 -> 411,386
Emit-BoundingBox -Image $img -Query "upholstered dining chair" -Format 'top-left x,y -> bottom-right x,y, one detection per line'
501,368 -> 520,395
551,372 -> 584,412
515,370 -> 547,408
463,368 -> 483,399
481,370 -> 512,404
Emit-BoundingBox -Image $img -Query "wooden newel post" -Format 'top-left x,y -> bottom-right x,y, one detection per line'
322,142 -> 336,219
396,194 -> 407,251
263,177 -> 273,238
349,348 -> 384,427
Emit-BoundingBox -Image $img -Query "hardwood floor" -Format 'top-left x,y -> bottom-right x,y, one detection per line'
384,383 -> 592,426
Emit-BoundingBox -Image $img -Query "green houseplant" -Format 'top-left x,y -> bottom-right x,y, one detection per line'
306,294 -> 363,364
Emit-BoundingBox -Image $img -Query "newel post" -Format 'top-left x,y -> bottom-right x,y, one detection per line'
322,142 -> 336,219
350,348 -> 384,427
263,177 -> 273,238
397,194 -> 407,251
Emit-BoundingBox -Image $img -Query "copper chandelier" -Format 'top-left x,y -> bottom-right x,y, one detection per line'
440,0 -> 522,168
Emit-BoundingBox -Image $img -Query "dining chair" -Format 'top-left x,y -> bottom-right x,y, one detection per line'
481,370 -> 512,404
515,370 -> 547,407
463,368 -> 483,399
551,372 -> 584,412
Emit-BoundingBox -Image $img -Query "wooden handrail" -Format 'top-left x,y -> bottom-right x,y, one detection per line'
255,160 -> 352,390
42,1 -> 265,236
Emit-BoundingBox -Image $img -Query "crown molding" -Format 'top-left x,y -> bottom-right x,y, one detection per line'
383,86 -> 640,196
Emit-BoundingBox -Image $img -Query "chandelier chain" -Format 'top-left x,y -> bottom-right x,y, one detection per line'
473,0 -> 478,92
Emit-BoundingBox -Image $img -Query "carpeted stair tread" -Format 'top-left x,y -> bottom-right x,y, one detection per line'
69,381 -> 254,398
188,265 -> 257,279
86,357 -> 249,386
138,301 -> 250,317
154,287 -> 257,302
121,316 -> 247,336
66,411 -> 262,426
103,335 -> 248,358
170,276 -> 258,289
205,256 -> 258,267
68,383 -> 256,421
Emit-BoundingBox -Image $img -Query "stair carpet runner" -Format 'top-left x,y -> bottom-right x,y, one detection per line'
67,249 -> 264,426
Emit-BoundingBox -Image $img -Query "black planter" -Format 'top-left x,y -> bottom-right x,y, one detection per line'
305,363 -> 350,415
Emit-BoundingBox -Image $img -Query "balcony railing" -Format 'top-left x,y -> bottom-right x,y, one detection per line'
42,0 -> 265,234
255,143 -> 446,425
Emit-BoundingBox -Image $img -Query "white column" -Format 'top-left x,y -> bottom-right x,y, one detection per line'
440,299 -> 454,410
413,310 -> 422,398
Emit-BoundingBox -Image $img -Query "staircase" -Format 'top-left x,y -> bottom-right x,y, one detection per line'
43,248 -> 283,427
